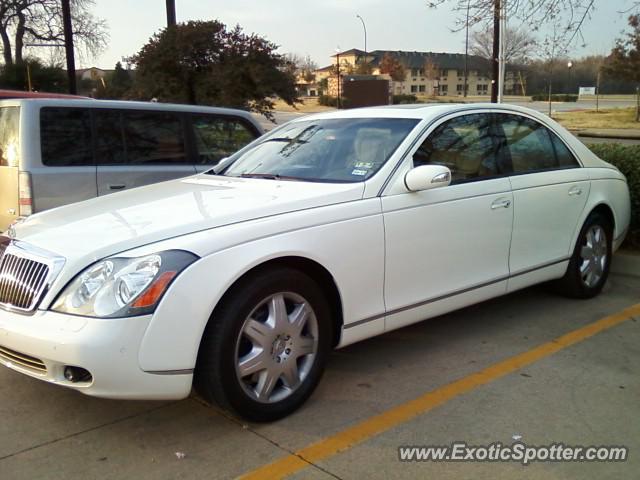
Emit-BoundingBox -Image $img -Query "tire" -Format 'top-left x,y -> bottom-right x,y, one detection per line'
555,211 -> 612,299
194,267 -> 332,422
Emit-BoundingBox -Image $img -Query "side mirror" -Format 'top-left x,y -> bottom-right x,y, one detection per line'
404,165 -> 452,192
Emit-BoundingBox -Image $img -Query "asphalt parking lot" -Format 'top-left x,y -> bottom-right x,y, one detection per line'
1,270 -> 639,480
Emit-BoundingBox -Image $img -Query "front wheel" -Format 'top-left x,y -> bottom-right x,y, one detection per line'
555,212 -> 612,299
195,267 -> 332,422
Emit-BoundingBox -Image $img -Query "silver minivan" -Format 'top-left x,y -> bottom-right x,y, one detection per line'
0,99 -> 263,231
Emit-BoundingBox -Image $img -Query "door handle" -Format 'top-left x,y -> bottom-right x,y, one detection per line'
491,198 -> 511,210
108,184 -> 126,191
568,186 -> 583,196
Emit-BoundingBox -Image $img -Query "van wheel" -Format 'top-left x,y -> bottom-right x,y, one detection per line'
195,267 -> 331,422
555,212 -> 612,299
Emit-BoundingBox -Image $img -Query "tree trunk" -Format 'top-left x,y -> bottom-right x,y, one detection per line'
636,86 -> 639,122
0,24 -> 13,65
14,12 -> 25,64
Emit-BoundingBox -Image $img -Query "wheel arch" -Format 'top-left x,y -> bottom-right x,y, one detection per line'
207,255 -> 345,348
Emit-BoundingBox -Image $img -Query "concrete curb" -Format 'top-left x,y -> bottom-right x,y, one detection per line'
573,130 -> 640,141
611,251 -> 640,278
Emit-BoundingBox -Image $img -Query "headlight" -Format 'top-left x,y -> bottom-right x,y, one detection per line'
52,250 -> 198,318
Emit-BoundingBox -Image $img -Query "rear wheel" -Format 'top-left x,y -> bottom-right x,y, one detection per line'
195,267 -> 332,422
555,212 -> 612,299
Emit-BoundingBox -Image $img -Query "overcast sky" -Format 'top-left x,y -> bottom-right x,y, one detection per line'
83,0 -> 636,69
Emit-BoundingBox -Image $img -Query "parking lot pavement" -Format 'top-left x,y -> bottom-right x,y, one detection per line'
1,273 -> 639,480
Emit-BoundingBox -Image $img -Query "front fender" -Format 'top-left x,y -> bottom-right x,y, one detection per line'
137,210 -> 385,372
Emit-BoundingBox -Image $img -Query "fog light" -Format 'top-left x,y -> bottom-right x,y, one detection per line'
63,366 -> 92,383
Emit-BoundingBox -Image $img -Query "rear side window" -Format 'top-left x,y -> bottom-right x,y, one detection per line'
123,111 -> 187,165
191,115 -> 258,165
496,114 -> 578,173
0,107 -> 20,167
40,108 -> 92,166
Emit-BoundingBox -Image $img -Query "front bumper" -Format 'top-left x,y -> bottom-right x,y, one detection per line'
0,308 -> 192,400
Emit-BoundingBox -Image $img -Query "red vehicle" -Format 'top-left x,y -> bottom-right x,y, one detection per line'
0,89 -> 90,100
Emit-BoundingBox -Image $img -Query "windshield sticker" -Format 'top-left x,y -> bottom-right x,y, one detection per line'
351,169 -> 368,176
354,162 -> 374,169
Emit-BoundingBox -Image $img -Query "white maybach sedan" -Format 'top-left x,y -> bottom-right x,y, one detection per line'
0,104 -> 631,421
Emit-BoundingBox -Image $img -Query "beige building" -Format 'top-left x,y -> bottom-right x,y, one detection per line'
317,48 -> 523,97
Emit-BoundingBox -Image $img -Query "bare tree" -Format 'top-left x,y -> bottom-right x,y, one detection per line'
427,0 -> 596,49
0,0 -> 108,65
471,26 -> 536,63
284,53 -> 318,82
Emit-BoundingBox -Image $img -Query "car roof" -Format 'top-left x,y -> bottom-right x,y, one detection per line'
293,103 -> 548,122
0,97 -> 258,118
0,89 -> 90,100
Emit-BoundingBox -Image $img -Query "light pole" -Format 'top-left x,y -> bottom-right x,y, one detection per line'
335,47 -> 341,109
356,14 -> 367,63
463,0 -> 470,98
567,61 -> 573,95
166,0 -> 177,27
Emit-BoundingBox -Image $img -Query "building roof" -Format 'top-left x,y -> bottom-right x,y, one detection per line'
368,50 -> 492,72
316,64 -> 335,72
331,48 -> 367,57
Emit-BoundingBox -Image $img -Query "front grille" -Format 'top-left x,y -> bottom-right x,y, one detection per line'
0,345 -> 47,374
0,253 -> 50,311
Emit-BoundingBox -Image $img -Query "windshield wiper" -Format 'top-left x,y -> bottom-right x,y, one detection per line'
240,173 -> 303,181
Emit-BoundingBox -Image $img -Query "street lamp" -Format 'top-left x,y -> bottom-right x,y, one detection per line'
567,61 -> 573,95
356,14 -> 367,61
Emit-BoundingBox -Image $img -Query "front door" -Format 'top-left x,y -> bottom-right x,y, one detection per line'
382,113 -> 514,331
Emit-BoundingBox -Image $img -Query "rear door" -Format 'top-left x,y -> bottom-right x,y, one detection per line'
189,114 -> 261,173
495,113 -> 589,279
0,106 -> 20,231
96,109 -> 196,195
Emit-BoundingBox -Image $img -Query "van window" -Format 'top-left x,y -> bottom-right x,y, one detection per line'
0,107 -> 20,167
122,111 -> 187,165
94,110 -> 126,164
191,115 -> 258,164
40,108 -> 93,166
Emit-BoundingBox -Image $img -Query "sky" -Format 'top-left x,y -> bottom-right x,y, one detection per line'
80,0 -> 637,70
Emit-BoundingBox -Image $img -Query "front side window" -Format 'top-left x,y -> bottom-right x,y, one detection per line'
40,108 -> 92,166
94,110 -> 126,165
496,114 -> 578,173
222,118 -> 419,182
192,115 -> 258,165
0,107 -> 19,167
413,114 -> 504,183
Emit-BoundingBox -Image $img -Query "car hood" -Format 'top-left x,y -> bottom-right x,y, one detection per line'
13,174 -> 365,260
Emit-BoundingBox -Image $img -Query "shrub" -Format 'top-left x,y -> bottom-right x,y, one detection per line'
531,93 -> 578,102
392,94 -> 418,104
588,143 -> 640,249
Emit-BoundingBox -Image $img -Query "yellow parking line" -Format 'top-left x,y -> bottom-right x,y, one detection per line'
239,302 -> 640,480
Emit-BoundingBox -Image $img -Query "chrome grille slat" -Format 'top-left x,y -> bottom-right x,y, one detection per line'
0,238 -> 64,314
0,345 -> 47,374
0,253 -> 50,311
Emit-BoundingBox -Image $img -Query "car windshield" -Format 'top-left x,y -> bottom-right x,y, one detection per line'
221,117 -> 419,182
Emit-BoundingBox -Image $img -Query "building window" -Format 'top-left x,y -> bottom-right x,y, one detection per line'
439,69 -> 448,78
439,84 -> 448,95
411,85 -> 418,93
456,84 -> 464,92
419,85 -> 426,92
477,84 -> 488,94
